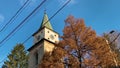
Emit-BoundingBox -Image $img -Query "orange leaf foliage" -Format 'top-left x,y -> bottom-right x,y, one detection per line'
39,15 -> 116,68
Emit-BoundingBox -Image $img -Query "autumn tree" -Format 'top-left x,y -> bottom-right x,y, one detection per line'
40,15 -> 116,68
2,44 -> 28,68
39,46 -> 65,68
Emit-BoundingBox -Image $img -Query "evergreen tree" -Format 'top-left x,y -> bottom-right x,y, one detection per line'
2,44 -> 28,68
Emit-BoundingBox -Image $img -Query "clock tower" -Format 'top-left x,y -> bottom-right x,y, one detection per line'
28,12 -> 59,68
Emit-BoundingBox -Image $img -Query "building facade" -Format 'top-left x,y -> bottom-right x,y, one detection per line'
28,12 -> 59,68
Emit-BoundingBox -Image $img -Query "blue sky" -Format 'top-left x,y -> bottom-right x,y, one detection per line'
0,0 -> 120,67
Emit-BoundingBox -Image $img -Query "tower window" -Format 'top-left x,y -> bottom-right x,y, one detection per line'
48,31 -> 49,33
35,52 -> 38,65
37,35 -> 40,41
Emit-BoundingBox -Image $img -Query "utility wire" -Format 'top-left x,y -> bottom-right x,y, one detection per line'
0,0 -> 71,64
110,33 -> 120,44
0,0 -> 47,64
23,0 -> 71,44
0,0 -> 30,32
0,0 -> 47,46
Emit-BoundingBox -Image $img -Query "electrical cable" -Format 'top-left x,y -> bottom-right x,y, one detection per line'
0,0 -> 30,32
23,0 -> 71,44
0,0 -> 47,46
0,0 -> 71,65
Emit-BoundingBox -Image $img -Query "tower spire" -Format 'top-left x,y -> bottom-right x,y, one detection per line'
40,12 -> 53,30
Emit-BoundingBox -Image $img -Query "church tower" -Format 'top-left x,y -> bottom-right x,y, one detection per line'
28,12 -> 59,68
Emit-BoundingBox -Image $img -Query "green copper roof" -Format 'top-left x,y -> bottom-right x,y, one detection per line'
40,12 -> 53,30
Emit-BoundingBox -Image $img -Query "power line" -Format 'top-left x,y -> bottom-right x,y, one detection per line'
0,0 -> 47,46
0,0 -> 47,45
0,0 -> 71,64
43,0 -> 71,26
0,0 -> 47,65
23,0 -> 71,44
0,0 -> 30,32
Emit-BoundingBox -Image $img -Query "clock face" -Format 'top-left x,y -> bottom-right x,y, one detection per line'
50,34 -> 54,40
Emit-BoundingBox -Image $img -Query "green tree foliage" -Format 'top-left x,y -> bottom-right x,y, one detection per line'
40,15 -> 115,68
2,44 -> 28,68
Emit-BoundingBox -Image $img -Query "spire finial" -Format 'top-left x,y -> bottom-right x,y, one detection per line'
44,8 -> 46,14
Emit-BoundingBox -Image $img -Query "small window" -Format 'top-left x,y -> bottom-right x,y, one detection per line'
35,52 -> 38,65
37,35 -> 40,40
48,31 -> 49,33
48,38 -> 50,39
54,35 -> 56,37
